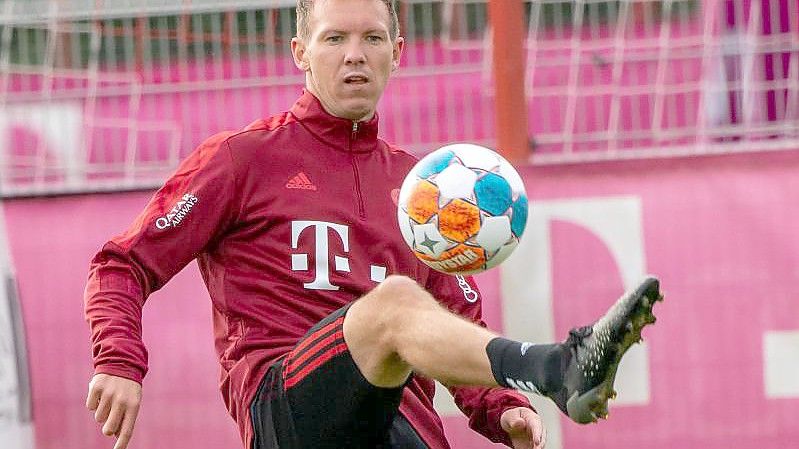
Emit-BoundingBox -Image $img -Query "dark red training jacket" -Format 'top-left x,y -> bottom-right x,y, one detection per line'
85,90 -> 531,448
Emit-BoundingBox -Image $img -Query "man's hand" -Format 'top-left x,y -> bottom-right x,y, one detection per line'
86,374 -> 142,449
500,407 -> 547,449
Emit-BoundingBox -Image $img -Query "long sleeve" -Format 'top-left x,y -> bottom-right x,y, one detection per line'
84,131 -> 240,384
426,271 -> 533,447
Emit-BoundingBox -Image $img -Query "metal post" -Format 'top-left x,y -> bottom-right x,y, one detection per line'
488,0 -> 529,164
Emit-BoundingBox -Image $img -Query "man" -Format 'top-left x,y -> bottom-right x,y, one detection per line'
84,1 -> 662,448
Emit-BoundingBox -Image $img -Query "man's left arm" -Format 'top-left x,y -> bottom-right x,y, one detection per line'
426,272 -> 545,448
448,383 -> 544,448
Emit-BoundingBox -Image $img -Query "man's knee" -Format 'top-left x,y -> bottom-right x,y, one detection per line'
369,275 -> 436,319
377,275 -> 428,302
365,276 -> 442,347
343,276 -> 431,387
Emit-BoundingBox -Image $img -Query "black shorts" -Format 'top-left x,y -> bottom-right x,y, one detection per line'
250,304 -> 429,449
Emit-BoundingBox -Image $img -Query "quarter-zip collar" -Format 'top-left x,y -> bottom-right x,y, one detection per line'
289,89 -> 380,153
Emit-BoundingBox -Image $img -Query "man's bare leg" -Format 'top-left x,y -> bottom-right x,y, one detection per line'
343,274 -> 663,423
344,275 -> 498,388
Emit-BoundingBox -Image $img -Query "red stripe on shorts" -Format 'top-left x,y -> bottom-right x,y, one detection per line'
284,342 -> 348,389
288,316 -> 345,362
283,315 -> 348,387
284,331 -> 343,377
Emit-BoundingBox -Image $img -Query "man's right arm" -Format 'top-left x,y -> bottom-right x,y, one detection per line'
83,131 -> 239,449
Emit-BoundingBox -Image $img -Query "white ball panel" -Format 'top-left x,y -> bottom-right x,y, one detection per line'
475,215 -> 511,254
442,143 -> 500,171
436,164 -> 477,200
485,239 -> 519,270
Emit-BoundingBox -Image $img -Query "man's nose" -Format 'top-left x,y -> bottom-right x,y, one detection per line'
344,42 -> 366,64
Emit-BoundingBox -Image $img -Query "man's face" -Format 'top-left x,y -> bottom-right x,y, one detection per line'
291,0 -> 404,122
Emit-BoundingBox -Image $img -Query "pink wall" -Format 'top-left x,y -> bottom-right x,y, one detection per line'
532,151 -> 799,449
5,148 -> 799,449
3,193 -> 239,448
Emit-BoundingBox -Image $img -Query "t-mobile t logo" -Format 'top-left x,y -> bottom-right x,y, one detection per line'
290,220 -> 351,290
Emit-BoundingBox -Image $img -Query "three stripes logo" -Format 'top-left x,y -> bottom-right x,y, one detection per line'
286,172 -> 318,191
283,315 -> 347,388
505,377 -> 542,395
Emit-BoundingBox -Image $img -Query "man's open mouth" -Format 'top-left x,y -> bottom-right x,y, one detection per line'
344,74 -> 369,84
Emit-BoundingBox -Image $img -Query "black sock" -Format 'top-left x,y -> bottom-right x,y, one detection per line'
485,337 -> 567,395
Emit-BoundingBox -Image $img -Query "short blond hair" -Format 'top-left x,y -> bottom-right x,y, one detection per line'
296,0 -> 400,41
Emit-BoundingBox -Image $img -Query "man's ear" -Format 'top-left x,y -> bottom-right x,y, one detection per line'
391,36 -> 405,72
291,37 -> 311,71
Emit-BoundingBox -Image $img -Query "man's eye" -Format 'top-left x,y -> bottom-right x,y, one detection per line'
366,35 -> 384,43
326,35 -> 342,43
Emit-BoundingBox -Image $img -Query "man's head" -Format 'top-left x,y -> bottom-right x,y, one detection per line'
296,0 -> 399,42
291,0 -> 404,122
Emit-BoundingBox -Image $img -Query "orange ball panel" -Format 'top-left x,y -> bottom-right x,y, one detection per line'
438,199 -> 481,242
407,180 -> 440,224
417,244 -> 487,274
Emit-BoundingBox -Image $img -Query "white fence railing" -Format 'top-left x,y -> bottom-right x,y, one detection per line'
0,1 -> 797,196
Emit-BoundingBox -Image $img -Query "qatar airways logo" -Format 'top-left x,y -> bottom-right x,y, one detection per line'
155,193 -> 199,230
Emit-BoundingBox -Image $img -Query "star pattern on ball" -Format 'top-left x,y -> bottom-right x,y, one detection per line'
420,231 -> 438,253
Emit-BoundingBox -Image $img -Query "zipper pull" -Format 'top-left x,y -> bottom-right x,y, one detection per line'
351,121 -> 359,141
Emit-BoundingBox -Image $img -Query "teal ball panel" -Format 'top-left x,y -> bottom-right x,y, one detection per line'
474,172 -> 513,216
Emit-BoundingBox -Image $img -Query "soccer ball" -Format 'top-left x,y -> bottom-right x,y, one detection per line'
397,143 -> 528,275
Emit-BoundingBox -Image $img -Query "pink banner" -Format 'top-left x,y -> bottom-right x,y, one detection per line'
4,149 -> 799,449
